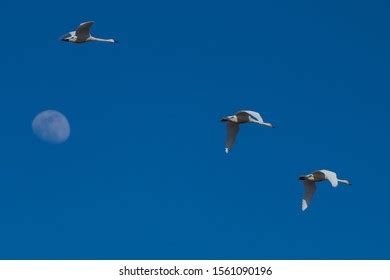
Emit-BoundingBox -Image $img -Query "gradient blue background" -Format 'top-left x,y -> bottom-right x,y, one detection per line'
1,0 -> 389,259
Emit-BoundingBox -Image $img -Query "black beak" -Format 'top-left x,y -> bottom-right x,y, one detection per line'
299,176 -> 306,180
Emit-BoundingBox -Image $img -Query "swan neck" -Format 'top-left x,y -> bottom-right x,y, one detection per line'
91,37 -> 115,43
261,122 -> 273,128
338,179 -> 350,185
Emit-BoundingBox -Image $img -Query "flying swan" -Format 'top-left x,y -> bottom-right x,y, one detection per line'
299,169 -> 351,211
221,110 -> 274,154
60,21 -> 117,43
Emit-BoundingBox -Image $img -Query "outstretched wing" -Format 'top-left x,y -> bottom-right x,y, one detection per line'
319,170 -> 338,187
76,21 -> 95,38
302,180 -> 317,211
225,122 -> 240,153
236,110 -> 264,123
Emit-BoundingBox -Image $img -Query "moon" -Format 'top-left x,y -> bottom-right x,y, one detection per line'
32,110 -> 71,144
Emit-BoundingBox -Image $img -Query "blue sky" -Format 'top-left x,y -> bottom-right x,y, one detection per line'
1,0 -> 389,259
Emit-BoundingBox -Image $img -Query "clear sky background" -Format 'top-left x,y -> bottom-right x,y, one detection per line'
1,0 -> 389,259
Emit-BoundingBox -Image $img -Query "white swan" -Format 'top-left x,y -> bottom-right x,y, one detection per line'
299,169 -> 351,211
60,21 -> 117,44
221,110 -> 274,154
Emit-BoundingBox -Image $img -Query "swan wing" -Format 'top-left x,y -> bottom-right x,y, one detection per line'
319,169 -> 338,187
236,110 -> 264,123
302,180 -> 317,211
225,122 -> 240,153
76,21 -> 95,38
